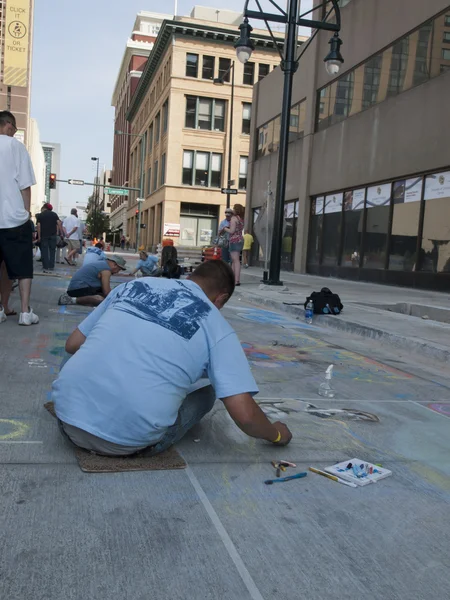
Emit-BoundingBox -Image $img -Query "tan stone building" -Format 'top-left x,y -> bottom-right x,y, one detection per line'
125,7 -> 291,249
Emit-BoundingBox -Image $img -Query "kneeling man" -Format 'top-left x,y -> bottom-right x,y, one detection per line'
58,254 -> 126,307
52,261 -> 292,456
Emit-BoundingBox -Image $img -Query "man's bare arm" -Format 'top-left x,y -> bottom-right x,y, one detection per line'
65,328 -> 86,355
100,270 -> 112,297
20,187 -> 31,212
222,393 -> 292,445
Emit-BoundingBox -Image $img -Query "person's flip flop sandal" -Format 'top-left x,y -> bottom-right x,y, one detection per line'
5,310 -> 17,316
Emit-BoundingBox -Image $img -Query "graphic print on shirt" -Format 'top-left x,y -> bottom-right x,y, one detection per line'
111,280 -> 211,340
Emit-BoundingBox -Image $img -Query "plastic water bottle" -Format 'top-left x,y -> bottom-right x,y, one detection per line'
305,299 -> 314,324
319,364 -> 335,398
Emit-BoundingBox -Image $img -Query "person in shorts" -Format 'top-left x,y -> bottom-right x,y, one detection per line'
222,203 -> 245,286
63,208 -> 80,266
0,111 -> 39,326
58,254 -> 126,307
126,251 -> 160,277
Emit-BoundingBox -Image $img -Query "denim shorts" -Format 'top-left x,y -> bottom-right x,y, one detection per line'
229,242 -> 244,253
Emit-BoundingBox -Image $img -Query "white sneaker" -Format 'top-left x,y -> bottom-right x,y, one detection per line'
0,307 -> 6,324
18,308 -> 39,326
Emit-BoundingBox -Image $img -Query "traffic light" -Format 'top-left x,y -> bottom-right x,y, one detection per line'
49,173 -> 57,189
135,209 -> 139,215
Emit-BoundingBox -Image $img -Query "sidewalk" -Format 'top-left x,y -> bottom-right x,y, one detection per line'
237,268 -> 450,363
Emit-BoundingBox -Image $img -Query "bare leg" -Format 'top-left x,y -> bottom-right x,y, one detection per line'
230,251 -> 241,284
18,278 -> 32,314
0,263 -> 13,312
242,250 -> 249,267
75,295 -> 104,307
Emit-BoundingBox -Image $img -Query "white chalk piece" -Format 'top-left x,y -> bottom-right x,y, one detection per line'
325,458 -> 392,487
193,439 -> 201,443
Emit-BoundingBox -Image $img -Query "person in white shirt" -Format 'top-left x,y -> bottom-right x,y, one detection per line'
63,208 -> 80,266
0,111 -> 39,326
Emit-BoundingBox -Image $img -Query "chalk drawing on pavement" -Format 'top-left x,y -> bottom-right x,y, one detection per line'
427,403 -> 450,417
0,419 -> 30,440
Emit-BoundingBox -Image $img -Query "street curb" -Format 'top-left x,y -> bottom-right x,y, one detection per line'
236,289 -> 450,364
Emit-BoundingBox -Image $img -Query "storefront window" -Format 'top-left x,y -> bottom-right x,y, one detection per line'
282,201 -> 298,266
308,197 -> 323,265
322,193 -> 343,266
420,171 -> 450,273
389,178 -> 422,271
340,189 -> 365,267
363,184 -> 391,269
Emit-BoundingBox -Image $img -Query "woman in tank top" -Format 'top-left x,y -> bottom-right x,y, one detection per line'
223,203 -> 245,286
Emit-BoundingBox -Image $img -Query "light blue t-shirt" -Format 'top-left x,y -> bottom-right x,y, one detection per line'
53,278 -> 258,447
137,255 -> 158,274
83,247 -> 106,266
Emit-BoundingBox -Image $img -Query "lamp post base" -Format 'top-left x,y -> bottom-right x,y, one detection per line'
265,279 -> 284,286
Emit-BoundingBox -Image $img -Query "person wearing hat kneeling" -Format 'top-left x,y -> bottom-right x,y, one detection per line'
58,254 -> 126,307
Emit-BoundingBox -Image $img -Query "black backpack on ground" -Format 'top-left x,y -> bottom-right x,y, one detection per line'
304,287 -> 343,315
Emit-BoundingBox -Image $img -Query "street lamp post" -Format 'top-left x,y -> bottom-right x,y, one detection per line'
114,130 -> 145,250
91,157 -> 100,237
214,61 -> 235,210
234,0 -> 344,285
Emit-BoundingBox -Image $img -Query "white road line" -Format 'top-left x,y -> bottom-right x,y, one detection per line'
185,466 -> 265,600
409,401 -> 450,419
0,441 -> 43,444
257,397 -> 450,403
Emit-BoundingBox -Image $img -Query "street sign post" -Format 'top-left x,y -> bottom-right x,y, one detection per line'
221,188 -> 238,195
105,187 -> 129,196
68,179 -> 85,185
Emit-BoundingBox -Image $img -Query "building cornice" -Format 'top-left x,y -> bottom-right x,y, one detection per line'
127,19 -> 293,122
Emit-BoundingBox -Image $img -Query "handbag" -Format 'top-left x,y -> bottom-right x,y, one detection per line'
214,233 -> 229,249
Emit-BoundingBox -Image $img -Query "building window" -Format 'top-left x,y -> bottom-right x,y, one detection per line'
239,156 -> 248,190
218,58 -> 231,82
243,62 -> 255,85
147,167 -> 152,195
289,100 -> 306,141
242,103 -> 252,134
162,100 -> 168,133
186,53 -> 198,77
155,112 -> 160,142
362,54 -> 383,109
161,154 -> 166,185
258,64 -> 270,81
184,96 -> 226,132
202,55 -> 215,79
182,150 -> 223,188
148,124 -> 153,153
183,151 -> 193,185
153,161 -> 158,190
315,11 -> 450,132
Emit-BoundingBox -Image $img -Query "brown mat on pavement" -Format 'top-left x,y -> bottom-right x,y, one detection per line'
44,402 -> 186,473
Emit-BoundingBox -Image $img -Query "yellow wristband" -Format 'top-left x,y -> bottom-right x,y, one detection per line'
272,431 -> 281,444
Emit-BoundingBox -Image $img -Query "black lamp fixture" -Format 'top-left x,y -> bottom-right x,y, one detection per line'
234,17 -> 255,64
324,32 -> 344,76
234,0 -> 344,286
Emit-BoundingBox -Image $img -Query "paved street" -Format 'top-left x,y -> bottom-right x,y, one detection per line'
0,259 -> 449,600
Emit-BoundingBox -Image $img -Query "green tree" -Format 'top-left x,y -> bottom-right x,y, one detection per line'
85,193 -> 110,238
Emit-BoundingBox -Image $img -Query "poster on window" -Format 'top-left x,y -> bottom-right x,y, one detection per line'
315,197 -> 324,215
181,228 -> 195,241
366,183 -> 391,207
199,229 -> 212,243
344,188 -> 365,211
424,171 -> 450,200
404,178 -> 423,203
324,193 -> 343,214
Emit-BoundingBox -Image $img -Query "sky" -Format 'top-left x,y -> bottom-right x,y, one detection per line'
31,0 -> 312,215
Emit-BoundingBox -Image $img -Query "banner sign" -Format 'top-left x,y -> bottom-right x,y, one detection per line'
4,0 -> 31,87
